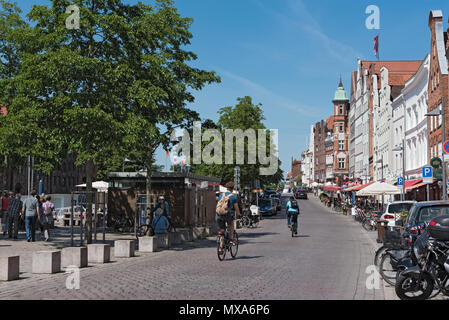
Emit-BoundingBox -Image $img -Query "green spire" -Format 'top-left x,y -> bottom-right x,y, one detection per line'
333,78 -> 348,102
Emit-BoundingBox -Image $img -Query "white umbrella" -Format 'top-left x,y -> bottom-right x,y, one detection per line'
76,181 -> 109,191
311,182 -> 318,187
356,181 -> 400,196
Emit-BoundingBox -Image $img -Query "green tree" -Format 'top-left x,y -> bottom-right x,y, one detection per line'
191,96 -> 283,188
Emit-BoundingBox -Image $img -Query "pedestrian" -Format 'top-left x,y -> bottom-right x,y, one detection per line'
151,207 -> 170,234
22,190 -> 40,242
36,194 -> 45,239
7,192 -> 22,239
41,195 -> 58,241
151,195 -> 175,232
1,191 -> 10,236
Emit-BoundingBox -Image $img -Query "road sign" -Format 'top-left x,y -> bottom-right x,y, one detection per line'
431,157 -> 443,168
423,166 -> 433,178
444,141 -> 449,154
397,177 -> 404,186
444,154 -> 449,162
434,168 -> 443,180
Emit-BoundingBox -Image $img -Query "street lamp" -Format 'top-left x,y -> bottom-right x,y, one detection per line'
376,156 -> 384,211
425,98 -> 447,201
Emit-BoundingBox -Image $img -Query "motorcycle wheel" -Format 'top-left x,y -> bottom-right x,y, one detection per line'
395,273 -> 434,300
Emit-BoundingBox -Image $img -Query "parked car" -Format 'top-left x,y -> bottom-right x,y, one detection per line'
380,201 -> 416,227
258,198 -> 276,216
294,188 -> 308,200
270,194 -> 281,211
403,201 -> 449,241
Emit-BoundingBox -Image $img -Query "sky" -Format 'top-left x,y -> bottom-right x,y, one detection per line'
13,0 -> 449,179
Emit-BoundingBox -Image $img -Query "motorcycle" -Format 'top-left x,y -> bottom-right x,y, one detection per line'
241,205 -> 260,228
395,217 -> 449,300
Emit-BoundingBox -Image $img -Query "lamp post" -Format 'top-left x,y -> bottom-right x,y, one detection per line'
376,156 -> 384,211
425,98 -> 447,200
392,143 -> 406,201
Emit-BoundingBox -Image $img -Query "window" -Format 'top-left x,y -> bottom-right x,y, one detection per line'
339,124 -> 343,132
338,158 -> 345,169
339,140 -> 344,150
339,106 -> 344,115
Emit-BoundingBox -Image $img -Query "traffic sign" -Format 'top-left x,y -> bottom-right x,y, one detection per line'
444,141 -> 449,154
397,177 -> 404,186
423,166 -> 433,178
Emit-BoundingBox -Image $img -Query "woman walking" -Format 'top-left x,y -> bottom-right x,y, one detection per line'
41,195 -> 58,241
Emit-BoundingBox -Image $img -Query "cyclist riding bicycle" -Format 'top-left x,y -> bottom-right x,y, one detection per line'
286,196 -> 300,234
216,182 -> 241,252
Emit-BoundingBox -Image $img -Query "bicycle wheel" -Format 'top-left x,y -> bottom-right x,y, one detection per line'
217,235 -> 226,261
374,246 -> 387,267
230,231 -> 239,259
362,219 -> 373,231
241,216 -> 251,228
379,252 -> 398,286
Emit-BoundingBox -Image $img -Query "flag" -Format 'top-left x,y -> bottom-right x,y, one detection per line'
374,35 -> 379,59
165,150 -> 170,158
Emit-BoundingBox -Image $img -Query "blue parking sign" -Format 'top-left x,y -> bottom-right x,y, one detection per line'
422,166 -> 433,178
397,177 -> 404,186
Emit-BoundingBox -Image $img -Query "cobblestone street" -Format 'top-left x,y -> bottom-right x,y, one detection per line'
0,195 -> 397,300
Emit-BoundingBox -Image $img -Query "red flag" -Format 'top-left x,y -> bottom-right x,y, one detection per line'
374,35 -> 379,59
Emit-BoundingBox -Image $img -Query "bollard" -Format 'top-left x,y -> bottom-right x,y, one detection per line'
0,256 -> 20,281
114,240 -> 135,258
138,237 -> 158,253
32,251 -> 61,274
61,247 -> 88,268
87,244 -> 111,264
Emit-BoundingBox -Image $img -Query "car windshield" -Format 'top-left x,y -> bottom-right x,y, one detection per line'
259,200 -> 271,207
388,203 -> 414,213
417,206 -> 449,223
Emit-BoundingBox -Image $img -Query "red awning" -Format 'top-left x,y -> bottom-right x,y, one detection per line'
406,182 -> 427,192
323,185 -> 341,192
403,179 -> 422,189
343,181 -> 375,192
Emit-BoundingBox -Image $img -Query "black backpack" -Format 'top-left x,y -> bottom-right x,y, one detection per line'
290,200 -> 298,210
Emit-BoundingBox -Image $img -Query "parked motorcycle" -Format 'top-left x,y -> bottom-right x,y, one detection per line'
395,216 -> 449,300
241,205 -> 260,228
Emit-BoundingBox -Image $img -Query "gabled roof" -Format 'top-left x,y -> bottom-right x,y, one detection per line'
361,60 -> 422,87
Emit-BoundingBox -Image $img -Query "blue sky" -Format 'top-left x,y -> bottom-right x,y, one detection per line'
14,0 -> 449,178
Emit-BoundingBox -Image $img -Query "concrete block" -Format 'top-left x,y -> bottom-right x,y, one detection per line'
32,251 -> 61,274
0,256 -> 20,281
62,247 -> 88,268
156,233 -> 171,249
168,232 -> 182,245
87,244 -> 111,264
138,237 -> 158,253
114,240 -> 135,258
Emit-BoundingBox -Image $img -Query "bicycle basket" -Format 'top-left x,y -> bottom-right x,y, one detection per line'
383,229 -> 408,249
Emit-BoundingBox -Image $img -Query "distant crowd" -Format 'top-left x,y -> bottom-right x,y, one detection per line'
0,190 -> 57,242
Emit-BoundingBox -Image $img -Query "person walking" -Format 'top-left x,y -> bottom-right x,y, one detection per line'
22,190 -> 40,242
1,191 -> 10,236
7,192 -> 22,239
41,195 -> 58,241
151,195 -> 175,232
151,207 -> 170,234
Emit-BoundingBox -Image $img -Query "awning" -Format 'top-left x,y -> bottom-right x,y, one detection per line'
343,181 -> 375,192
406,182 -> 427,192
356,181 -> 401,196
394,179 -> 422,188
323,185 -> 341,192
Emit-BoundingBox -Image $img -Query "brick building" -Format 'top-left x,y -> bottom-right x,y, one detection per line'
313,120 -> 328,184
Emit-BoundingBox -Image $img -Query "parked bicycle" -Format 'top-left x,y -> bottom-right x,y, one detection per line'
108,214 -> 134,233
241,205 -> 260,229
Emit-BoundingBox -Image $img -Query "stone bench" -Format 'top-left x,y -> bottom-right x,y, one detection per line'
138,237 -> 158,253
87,244 -> 111,264
114,240 -> 135,258
62,247 -> 88,268
32,251 -> 61,274
0,256 -> 20,281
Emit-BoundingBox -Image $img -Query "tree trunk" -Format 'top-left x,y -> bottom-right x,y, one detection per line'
3,156 -> 7,191
86,160 -> 93,244
145,150 -> 154,236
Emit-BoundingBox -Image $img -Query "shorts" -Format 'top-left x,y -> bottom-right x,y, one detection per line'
216,213 -> 233,231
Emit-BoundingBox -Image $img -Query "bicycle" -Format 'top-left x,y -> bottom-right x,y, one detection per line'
217,223 -> 239,261
290,213 -> 299,237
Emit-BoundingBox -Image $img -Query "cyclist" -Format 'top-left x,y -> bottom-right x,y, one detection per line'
216,182 -> 241,252
151,195 -> 175,232
286,196 -> 299,234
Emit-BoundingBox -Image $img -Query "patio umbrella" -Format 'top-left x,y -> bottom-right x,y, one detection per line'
76,181 -> 109,191
356,181 -> 400,196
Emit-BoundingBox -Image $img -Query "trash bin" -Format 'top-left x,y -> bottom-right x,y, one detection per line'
376,220 -> 389,243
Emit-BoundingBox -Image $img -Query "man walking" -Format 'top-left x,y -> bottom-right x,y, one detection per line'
7,193 -> 22,239
22,190 -> 40,242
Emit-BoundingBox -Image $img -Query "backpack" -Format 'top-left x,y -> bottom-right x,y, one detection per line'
216,193 -> 232,216
43,202 -> 53,216
290,200 -> 298,210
